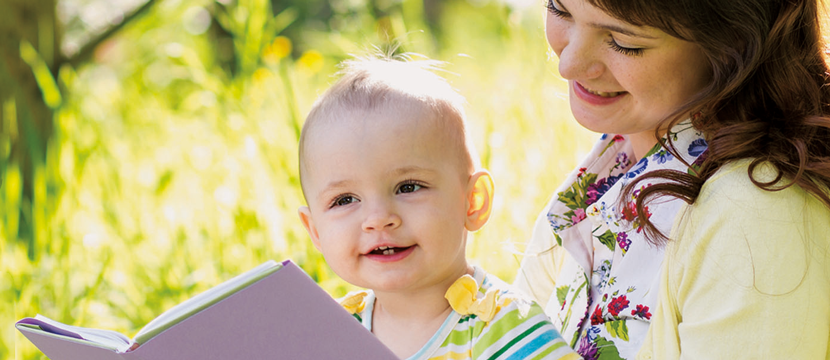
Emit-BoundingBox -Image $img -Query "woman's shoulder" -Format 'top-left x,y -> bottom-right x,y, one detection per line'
654,164 -> 830,360
694,158 -> 826,213
670,159 -> 830,292
679,158 -> 830,244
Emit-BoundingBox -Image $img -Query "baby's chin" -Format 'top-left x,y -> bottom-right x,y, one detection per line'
353,272 -> 430,294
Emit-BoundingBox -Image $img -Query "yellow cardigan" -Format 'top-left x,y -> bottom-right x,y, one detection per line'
638,160 -> 830,359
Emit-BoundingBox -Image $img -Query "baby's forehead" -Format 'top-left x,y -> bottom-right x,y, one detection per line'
312,103 -> 463,148
302,103 -> 474,171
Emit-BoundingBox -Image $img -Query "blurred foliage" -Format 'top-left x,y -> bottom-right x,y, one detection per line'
1,0 -> 596,359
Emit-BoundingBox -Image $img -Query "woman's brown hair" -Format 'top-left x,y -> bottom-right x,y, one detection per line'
588,0 -> 830,245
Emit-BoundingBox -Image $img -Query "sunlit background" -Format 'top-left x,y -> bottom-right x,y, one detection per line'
0,0 -> 596,358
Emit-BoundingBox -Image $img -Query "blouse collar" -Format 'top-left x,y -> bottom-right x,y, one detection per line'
545,122 -> 708,271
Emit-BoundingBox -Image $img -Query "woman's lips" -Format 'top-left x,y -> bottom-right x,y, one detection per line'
572,81 -> 627,105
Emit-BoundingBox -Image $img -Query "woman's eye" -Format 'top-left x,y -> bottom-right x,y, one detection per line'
545,0 -> 570,18
397,183 -> 423,194
332,195 -> 358,207
606,38 -> 645,57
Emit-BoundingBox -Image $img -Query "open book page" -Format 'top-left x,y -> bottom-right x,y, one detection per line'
17,260 -> 399,360
16,315 -> 133,352
132,260 -> 283,345
15,261 -> 284,354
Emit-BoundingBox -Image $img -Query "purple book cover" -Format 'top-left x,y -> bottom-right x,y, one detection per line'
16,260 -> 398,360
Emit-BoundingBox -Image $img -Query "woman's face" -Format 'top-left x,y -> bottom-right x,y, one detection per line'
545,0 -> 711,156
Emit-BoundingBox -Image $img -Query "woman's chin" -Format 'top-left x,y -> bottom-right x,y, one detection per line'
571,113 -> 617,135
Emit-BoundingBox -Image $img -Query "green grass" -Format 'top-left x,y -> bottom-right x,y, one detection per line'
2,1 -> 596,359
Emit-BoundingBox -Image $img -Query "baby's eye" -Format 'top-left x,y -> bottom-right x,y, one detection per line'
397,181 -> 426,194
331,195 -> 359,208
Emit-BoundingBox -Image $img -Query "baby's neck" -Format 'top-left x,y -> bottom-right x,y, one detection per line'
370,265 -> 475,359
372,292 -> 451,358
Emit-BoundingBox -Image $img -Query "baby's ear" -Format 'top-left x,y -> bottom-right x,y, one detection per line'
465,170 -> 494,231
298,206 -> 322,251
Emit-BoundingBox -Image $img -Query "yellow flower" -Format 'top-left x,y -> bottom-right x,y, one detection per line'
338,290 -> 369,314
445,275 -> 503,322
252,68 -> 272,82
262,36 -> 292,65
298,50 -> 324,74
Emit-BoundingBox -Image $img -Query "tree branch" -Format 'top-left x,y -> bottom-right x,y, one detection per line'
62,0 -> 159,69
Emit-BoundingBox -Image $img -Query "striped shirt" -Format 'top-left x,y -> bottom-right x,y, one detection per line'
347,267 -> 581,360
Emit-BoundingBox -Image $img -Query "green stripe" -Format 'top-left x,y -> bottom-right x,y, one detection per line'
443,323 -> 476,346
472,307 -> 523,353
530,340 -> 568,360
486,320 -> 547,360
473,305 -> 547,355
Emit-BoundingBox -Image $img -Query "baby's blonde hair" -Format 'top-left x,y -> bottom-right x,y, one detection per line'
299,53 -> 478,196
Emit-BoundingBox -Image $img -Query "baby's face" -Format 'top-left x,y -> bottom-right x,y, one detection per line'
299,106 -> 473,294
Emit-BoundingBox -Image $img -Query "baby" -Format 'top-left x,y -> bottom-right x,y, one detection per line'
297,55 -> 579,360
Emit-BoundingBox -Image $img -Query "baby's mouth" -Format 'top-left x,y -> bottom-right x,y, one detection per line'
369,245 -> 413,255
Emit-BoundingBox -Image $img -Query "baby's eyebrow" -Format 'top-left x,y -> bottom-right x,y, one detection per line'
391,166 -> 437,176
322,179 -> 353,191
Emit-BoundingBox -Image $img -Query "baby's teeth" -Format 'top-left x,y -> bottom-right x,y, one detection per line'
383,249 -> 395,255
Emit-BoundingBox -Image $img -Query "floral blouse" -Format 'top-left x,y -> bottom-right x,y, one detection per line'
516,122 -> 707,359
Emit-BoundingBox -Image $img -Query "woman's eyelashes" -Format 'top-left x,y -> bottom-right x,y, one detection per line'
545,0 -> 569,17
607,38 -> 645,56
544,0 -> 645,57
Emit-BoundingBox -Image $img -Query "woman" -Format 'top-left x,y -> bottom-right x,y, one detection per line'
515,0 -> 830,358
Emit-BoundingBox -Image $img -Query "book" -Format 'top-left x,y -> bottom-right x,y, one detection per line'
16,259 -> 398,360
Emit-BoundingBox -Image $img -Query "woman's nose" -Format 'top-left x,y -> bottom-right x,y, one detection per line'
550,27 -> 604,81
361,204 -> 402,232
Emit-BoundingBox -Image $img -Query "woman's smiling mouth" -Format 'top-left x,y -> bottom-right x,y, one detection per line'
585,87 -> 624,97
573,81 -> 627,105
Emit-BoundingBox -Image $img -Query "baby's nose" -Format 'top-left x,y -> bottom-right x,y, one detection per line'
361,206 -> 402,232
